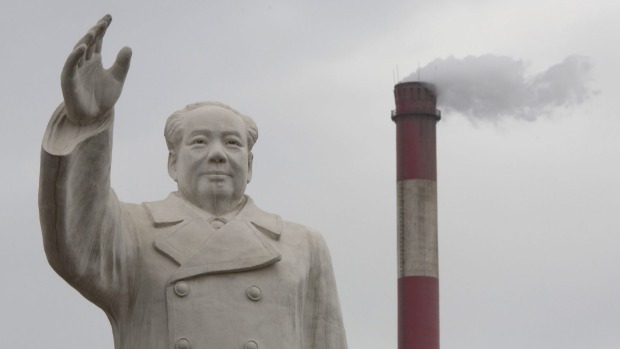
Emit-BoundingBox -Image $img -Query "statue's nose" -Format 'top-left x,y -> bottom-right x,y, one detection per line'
207,143 -> 226,163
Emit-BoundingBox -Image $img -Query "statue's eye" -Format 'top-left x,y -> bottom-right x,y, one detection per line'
194,139 -> 206,144
226,139 -> 241,146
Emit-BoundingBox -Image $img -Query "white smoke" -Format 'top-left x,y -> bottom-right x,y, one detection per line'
402,55 -> 596,121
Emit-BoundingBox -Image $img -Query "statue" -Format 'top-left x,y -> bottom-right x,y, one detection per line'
39,15 -> 347,349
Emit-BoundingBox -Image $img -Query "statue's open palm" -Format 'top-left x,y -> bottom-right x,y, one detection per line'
61,15 -> 132,125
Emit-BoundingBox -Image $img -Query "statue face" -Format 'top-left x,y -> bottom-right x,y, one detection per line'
169,106 -> 252,209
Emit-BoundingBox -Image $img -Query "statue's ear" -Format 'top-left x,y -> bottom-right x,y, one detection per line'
167,152 -> 178,182
247,152 -> 253,184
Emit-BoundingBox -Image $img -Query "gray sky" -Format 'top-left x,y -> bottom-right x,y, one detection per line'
1,0 -> 619,348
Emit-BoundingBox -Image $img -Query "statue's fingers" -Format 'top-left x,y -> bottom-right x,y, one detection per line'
77,48 -> 87,68
73,14 -> 110,50
110,46 -> 132,82
94,20 -> 109,54
73,30 -> 95,50
98,14 -> 112,27
85,37 -> 96,60
86,21 -> 107,60
62,44 -> 86,81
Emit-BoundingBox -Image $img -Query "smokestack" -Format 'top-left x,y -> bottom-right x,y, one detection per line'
392,81 -> 440,349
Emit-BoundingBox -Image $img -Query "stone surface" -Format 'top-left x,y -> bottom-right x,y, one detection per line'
39,15 -> 346,349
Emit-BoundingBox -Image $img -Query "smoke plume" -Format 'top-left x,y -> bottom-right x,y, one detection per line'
402,55 -> 596,121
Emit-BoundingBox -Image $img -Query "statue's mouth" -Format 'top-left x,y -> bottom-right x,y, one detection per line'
205,170 -> 230,176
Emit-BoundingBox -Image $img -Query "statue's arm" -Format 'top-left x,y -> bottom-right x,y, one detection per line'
38,15 -> 135,309
303,230 -> 348,349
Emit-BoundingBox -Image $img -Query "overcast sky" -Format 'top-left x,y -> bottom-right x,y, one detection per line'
1,1 -> 619,348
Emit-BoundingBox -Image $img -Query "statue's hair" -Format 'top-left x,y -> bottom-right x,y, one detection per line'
164,101 -> 258,157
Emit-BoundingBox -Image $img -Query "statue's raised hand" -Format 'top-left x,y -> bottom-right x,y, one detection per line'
61,15 -> 132,125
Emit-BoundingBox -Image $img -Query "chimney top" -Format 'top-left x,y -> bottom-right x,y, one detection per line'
392,81 -> 440,120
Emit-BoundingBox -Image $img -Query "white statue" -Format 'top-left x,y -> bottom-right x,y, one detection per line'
39,15 -> 347,349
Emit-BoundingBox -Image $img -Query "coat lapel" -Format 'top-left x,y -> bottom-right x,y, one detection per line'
144,193 -> 283,282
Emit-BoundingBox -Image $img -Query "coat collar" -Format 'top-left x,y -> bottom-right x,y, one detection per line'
145,193 -> 283,238
143,193 -> 283,282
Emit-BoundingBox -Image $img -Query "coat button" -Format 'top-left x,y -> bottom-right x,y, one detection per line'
175,337 -> 190,349
174,282 -> 189,297
246,286 -> 262,301
244,340 -> 258,349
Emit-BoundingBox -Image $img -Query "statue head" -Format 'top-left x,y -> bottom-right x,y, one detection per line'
165,102 -> 258,215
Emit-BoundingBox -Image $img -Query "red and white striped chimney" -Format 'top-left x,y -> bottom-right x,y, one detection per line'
392,81 -> 440,349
